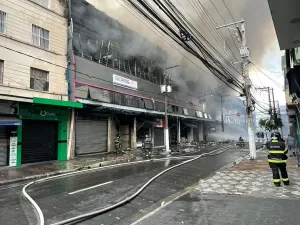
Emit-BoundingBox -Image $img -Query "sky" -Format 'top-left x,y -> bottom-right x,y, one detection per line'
86,0 -> 285,107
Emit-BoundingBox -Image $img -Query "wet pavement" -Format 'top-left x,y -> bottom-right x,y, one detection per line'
0,145 -> 247,225
134,193 -> 300,225
0,144 -> 219,185
133,150 -> 300,225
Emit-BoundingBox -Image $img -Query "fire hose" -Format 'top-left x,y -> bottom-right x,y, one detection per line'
23,146 -> 231,225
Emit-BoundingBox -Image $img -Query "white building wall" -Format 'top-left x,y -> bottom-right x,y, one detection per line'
0,0 -> 68,101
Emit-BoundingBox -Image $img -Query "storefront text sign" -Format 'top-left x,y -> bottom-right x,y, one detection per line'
113,74 -> 138,90
9,137 -> 17,167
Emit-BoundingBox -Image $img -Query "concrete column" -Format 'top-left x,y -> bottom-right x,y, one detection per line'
199,121 -> 204,141
67,109 -> 75,159
130,116 -> 137,149
187,127 -> 193,143
107,116 -> 112,153
151,127 -> 154,146
177,118 -> 181,144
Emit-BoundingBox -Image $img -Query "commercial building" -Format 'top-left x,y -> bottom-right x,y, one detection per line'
267,0 -> 300,142
69,0 -> 215,155
0,0 -> 82,167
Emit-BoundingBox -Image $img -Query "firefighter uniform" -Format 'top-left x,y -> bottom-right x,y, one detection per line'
266,137 -> 289,186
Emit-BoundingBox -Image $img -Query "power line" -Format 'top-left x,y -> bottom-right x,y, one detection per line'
117,0 -> 239,89
251,62 -> 283,89
208,0 -> 240,54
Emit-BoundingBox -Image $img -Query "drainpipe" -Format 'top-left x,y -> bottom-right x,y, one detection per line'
67,0 -> 75,159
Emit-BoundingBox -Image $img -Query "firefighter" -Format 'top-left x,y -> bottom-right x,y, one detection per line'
266,132 -> 289,187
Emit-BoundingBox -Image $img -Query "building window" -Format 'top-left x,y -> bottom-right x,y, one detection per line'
32,25 -> 50,50
0,11 -> 6,34
30,68 -> 49,91
31,0 -> 50,8
0,60 -> 3,84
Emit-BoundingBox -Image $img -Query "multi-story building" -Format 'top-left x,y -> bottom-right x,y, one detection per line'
267,0 -> 300,142
0,0 -> 82,167
69,0 -> 216,156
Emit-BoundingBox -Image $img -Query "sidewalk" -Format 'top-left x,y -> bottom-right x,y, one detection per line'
0,144 -> 213,186
134,151 -> 300,225
197,150 -> 300,198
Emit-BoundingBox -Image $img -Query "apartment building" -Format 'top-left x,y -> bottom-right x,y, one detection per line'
0,0 -> 82,167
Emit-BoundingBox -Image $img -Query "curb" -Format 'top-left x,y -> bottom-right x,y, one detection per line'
0,156 -> 136,186
0,146 -> 229,186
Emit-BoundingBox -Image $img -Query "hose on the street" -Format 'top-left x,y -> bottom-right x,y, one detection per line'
50,146 -> 230,225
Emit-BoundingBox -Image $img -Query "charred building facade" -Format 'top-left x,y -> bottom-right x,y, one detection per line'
70,0 -> 215,155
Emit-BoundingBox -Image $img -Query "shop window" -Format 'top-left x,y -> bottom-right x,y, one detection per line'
31,0 -> 50,8
0,60 -> 3,84
0,10 -> 6,34
30,68 -> 49,91
32,25 -> 50,50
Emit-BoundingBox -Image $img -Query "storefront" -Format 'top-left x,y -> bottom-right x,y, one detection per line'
0,101 -> 21,167
16,98 -> 83,166
75,115 -> 108,155
18,103 -> 70,165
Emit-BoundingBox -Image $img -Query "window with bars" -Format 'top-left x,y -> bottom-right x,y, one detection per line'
0,11 -> 6,34
32,25 -> 50,50
0,60 -> 3,84
31,0 -> 49,8
30,68 -> 49,91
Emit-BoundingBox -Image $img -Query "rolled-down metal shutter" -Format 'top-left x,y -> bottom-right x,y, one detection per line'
0,127 -> 7,166
76,119 -> 108,155
193,127 -> 199,142
154,128 -> 164,147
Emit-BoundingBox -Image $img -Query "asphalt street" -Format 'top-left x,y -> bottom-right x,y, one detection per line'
0,145 -> 247,225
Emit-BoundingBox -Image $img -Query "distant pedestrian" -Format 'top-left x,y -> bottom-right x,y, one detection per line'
266,132 -> 289,187
286,134 -> 296,157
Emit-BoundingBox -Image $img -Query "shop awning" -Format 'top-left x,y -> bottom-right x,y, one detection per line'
182,122 -> 198,128
0,116 -> 22,126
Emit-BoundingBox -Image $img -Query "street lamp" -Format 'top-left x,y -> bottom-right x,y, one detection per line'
163,65 -> 180,154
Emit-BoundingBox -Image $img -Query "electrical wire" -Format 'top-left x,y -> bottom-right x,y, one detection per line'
125,0 -> 244,94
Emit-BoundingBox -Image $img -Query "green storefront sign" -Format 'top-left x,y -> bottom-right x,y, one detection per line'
17,103 -> 70,167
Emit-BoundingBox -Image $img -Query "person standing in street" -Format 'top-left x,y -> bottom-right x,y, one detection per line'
266,132 -> 289,187
286,134 -> 296,157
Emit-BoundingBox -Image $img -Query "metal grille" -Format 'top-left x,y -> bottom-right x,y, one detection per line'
31,0 -> 49,8
73,22 -> 165,85
32,25 -> 50,49
75,119 -> 108,155
0,11 -> 6,34
0,126 -> 8,166
0,60 -> 3,84
30,68 -> 49,91
154,128 -> 164,147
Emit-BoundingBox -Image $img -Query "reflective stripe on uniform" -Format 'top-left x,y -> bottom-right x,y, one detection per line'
273,179 -> 281,183
282,178 -> 289,182
268,159 -> 287,163
268,150 -> 285,154
272,140 -> 278,143
284,148 -> 288,154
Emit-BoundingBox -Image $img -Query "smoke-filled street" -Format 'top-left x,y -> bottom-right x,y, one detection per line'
0,146 -> 248,225
0,0 -> 295,224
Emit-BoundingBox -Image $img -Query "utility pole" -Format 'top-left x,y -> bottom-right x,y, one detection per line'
162,65 -> 180,154
221,95 -> 224,132
271,88 -> 277,120
217,19 -> 256,159
268,87 -> 272,118
257,87 -> 272,118
277,101 -> 283,136
163,70 -> 169,154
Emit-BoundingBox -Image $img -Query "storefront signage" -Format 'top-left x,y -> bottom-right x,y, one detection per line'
9,136 -> 17,167
113,74 -> 138,90
40,110 -> 56,117
154,119 -> 165,128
